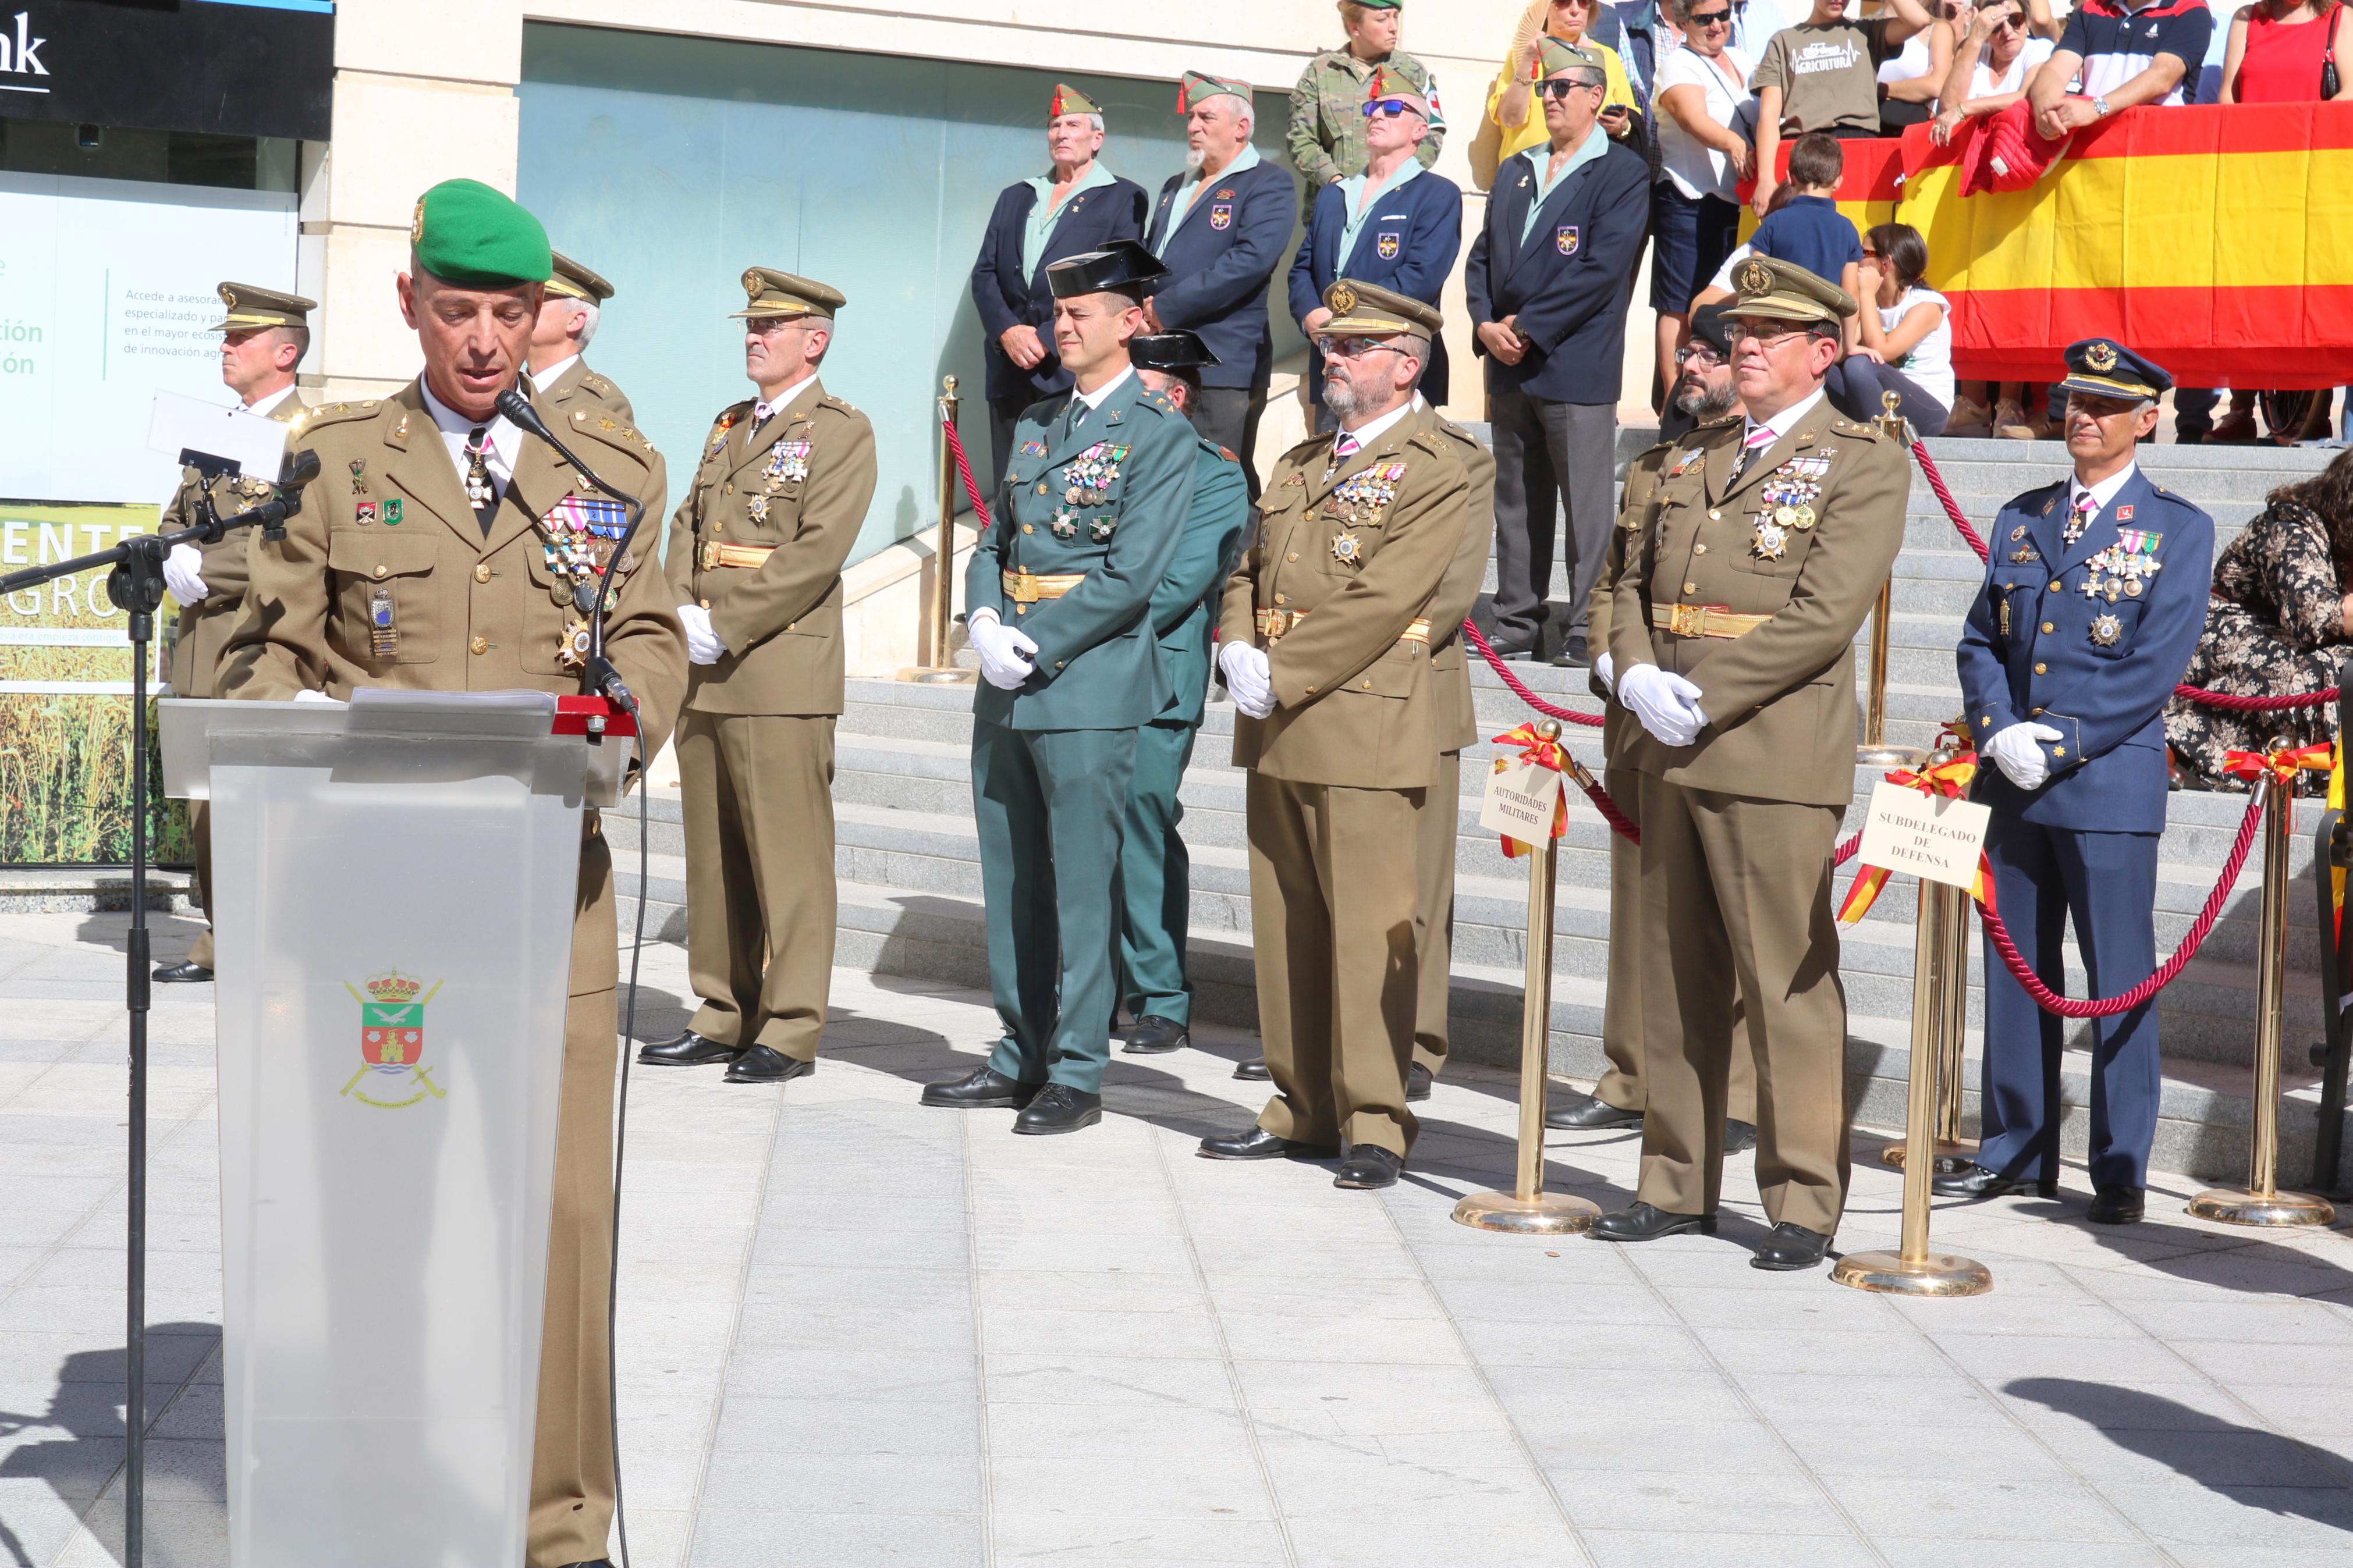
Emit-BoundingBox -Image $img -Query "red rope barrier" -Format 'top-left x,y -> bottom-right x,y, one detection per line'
1974,778 -> 2266,1018
1460,620 -> 1607,728
941,411 -> 993,535
1911,443 -> 2338,711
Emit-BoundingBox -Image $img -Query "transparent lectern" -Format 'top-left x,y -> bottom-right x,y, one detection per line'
161,689 -> 633,1568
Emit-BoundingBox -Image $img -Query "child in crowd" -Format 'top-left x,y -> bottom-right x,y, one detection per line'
1742,133 -> 1863,351
1848,221 -> 1953,436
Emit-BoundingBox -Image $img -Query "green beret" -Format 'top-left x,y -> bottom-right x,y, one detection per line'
1354,0 -> 1404,8
409,179 -> 553,290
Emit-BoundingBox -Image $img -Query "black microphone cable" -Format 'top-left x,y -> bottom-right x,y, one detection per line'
606,716 -> 651,1568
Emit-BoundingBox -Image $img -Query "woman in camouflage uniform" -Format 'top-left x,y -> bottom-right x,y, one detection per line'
1287,0 -> 1446,216
2164,451 -> 2353,788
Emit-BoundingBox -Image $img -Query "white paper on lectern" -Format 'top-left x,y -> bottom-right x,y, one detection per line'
145,388 -> 291,477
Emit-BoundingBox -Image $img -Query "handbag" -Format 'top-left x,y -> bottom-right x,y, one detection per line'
2324,39 -> 2338,99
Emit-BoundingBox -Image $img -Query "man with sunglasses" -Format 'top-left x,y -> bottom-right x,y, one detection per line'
1288,0 -> 1447,221
1289,66 -> 1464,433
1946,340 -> 2212,1226
1199,280 -> 1486,1192
1467,40 -> 1651,666
1596,256 -> 1907,1272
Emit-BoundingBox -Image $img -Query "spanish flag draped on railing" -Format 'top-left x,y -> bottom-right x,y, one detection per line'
1736,105 -> 2353,390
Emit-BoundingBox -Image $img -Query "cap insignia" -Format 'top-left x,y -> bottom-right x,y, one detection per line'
2085,341 -> 2119,373
1329,282 -> 1357,314
410,200 -> 425,244
1737,259 -> 1772,296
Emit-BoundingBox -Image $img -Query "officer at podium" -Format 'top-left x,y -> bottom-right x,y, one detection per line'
219,178 -> 685,1568
1945,338 -> 2213,1228
921,240 -> 1197,1135
153,280 -> 315,986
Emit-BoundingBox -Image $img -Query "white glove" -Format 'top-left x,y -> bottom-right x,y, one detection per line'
1617,663 -> 1708,748
1593,651 -> 1616,694
967,610 -> 1038,691
1218,640 -> 1275,719
678,605 -> 726,666
163,543 -> 207,605
1985,721 -> 2063,790
292,689 -> 338,705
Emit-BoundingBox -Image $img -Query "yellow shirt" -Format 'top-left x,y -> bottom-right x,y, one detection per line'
1484,38 -> 1639,166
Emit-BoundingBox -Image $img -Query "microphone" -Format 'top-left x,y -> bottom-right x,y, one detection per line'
495,386 -> 643,714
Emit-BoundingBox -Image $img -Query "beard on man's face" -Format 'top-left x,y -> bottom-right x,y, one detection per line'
1674,369 -> 1738,422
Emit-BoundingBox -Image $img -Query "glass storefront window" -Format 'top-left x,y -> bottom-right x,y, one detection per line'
0,118 -> 300,193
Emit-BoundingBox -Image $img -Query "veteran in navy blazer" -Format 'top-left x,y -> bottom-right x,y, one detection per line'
1143,71 -> 1298,498
1947,339 -> 2214,1228
971,83 -> 1152,477
1464,40 -> 1651,664
1287,64 -> 1463,420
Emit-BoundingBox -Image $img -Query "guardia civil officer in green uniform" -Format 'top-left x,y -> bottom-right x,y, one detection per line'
1115,329 -> 1249,1055
153,281 -> 314,984
921,240 -> 1196,1133
528,251 -> 638,425
219,180 -> 685,1568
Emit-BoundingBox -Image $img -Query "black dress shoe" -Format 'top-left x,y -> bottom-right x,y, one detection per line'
1591,1201 -> 1717,1242
921,1065 -> 1044,1109
2088,1184 -> 2146,1225
1013,1083 -> 1102,1135
1333,1144 -> 1403,1189
152,961 -> 213,983
559,1560 -> 615,1567
637,1029 -> 739,1068
1486,632 -> 1538,661
1197,1126 -> 1339,1161
1550,637 -> 1591,669
1931,1162 -> 2059,1201
1121,1015 -> 1190,1054
724,1046 -> 814,1085
1750,1221 -> 1834,1271
1545,1090 -> 1644,1132
1233,1057 -> 1272,1081
1724,1118 -> 1758,1155
1407,1062 -> 1433,1102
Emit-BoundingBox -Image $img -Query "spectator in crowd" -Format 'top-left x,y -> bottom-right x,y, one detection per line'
1142,72 -> 1298,499
1727,0 -> 1809,62
2188,0 -> 2353,442
1289,67 -> 1464,428
1879,0 -> 1971,130
1743,133 -> 1864,350
1845,221 -> 1953,436
1752,0 -> 1937,216
1287,0 -> 1447,221
1481,0 -> 1646,178
970,85 -> 1151,477
2165,450 -> 2353,785
1465,42 -> 1651,666
1616,0 -> 1673,119
1649,0 -> 1755,408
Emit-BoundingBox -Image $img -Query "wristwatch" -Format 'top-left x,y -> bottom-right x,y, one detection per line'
2093,95 -> 2111,116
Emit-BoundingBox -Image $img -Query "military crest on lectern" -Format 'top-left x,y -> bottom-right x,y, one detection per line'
341,970 -> 447,1109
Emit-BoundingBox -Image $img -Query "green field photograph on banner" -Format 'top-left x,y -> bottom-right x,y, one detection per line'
0,499 -> 191,866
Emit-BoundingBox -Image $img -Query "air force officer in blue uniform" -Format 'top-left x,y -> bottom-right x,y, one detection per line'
1143,70 -> 1297,499
1287,64 -> 1463,428
1948,339 -> 2213,1226
971,83 -> 1151,477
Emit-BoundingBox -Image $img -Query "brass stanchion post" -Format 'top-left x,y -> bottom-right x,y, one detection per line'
898,375 -> 977,685
1835,872 -> 1993,1295
1456,720 -> 1601,1234
1883,870 -> 1979,1174
1860,394 -> 1923,770
2191,761 -> 2337,1226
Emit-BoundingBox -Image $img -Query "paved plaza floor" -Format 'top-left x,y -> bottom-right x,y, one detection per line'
3,910 -> 2353,1566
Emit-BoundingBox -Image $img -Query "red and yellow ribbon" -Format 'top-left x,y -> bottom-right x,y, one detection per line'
2221,742 -> 2334,786
1837,742 -> 1990,925
1491,722 -> 1570,859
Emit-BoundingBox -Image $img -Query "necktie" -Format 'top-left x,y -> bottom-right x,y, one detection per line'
751,400 -> 778,431
1730,423 -> 1774,482
2064,491 -> 2098,547
1325,430 -> 1361,481
463,426 -> 498,535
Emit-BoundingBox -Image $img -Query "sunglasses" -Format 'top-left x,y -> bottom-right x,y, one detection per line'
1539,77 -> 1604,98
1361,98 -> 1415,118
1687,9 -> 1733,23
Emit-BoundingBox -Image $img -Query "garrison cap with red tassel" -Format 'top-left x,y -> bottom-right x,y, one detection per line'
1048,83 -> 1103,119
1364,63 -> 1431,117
1529,36 -> 1604,80
1177,70 -> 1252,113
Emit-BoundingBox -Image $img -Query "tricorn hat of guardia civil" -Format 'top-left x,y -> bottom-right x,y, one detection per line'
1048,240 -> 1169,300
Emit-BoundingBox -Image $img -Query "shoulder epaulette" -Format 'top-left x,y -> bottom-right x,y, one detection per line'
1282,429 -> 1329,458
1828,417 -> 1886,441
584,372 -> 613,394
574,414 -> 659,460
1694,411 -> 1742,431
1216,445 -> 1238,463
1407,428 -> 1455,456
821,393 -> 860,415
290,399 -> 379,438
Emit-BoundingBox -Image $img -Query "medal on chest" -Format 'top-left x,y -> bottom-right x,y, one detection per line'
1751,457 -> 1826,560
1327,461 -> 1407,526
1062,442 -> 1130,506
765,438 -> 812,486
2081,530 -> 2163,603
541,495 -> 631,669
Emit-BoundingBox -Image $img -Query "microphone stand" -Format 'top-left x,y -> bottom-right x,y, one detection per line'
495,389 -> 645,722
0,450 -> 315,1568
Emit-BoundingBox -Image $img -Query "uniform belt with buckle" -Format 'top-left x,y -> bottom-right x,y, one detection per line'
1653,603 -> 1771,639
700,541 -> 775,571
1002,569 -> 1086,605
1255,607 -> 1430,645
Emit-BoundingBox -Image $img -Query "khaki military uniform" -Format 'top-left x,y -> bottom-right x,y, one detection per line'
219,381 -> 684,1568
164,389 -> 310,970
1605,394 -> 1905,1233
1587,425 -> 1758,1123
662,378 -> 876,1062
1226,402 -> 1478,1157
537,357 -> 637,428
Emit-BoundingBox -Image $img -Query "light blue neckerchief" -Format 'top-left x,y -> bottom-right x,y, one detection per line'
1155,143 -> 1263,256
1518,130 -> 1609,245
1336,159 -> 1425,272
1018,161 -> 1117,279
